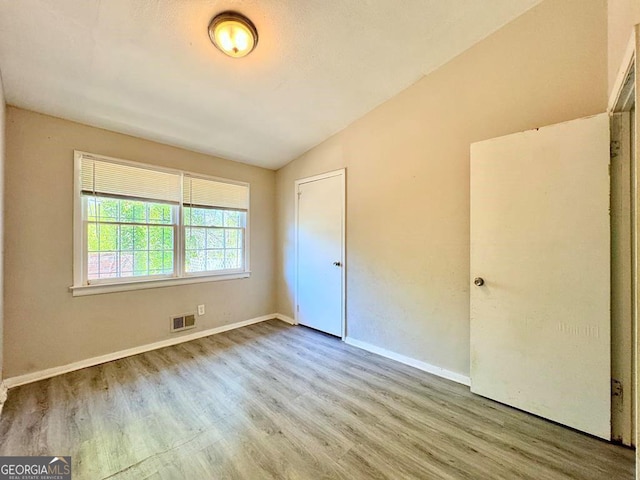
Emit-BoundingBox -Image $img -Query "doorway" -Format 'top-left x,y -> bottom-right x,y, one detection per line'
295,169 -> 346,337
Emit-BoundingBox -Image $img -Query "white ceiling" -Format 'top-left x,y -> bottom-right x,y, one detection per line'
0,0 -> 540,170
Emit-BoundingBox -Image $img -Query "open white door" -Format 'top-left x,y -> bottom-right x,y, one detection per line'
296,170 -> 345,337
470,113 -> 611,439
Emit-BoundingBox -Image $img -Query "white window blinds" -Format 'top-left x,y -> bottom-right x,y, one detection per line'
79,153 -> 250,209
80,155 -> 182,203
183,175 -> 249,210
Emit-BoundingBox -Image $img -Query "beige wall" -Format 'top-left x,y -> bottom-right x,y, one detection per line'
608,0 -> 640,96
276,0 -> 608,376
4,107 -> 276,378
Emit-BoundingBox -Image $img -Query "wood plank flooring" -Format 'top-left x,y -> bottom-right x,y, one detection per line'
0,319 -> 634,479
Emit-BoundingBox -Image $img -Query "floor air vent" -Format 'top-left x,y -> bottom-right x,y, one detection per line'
171,313 -> 196,332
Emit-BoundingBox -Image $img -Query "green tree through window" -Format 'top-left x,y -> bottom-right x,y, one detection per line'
86,197 -> 175,280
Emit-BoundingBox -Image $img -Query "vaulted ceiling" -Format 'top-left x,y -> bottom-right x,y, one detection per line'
0,0 -> 540,169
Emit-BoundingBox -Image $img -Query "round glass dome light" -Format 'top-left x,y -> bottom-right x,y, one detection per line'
208,12 -> 258,58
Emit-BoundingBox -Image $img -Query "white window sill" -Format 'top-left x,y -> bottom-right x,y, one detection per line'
70,272 -> 251,297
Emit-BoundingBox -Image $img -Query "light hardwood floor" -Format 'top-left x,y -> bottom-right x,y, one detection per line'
0,319 -> 634,479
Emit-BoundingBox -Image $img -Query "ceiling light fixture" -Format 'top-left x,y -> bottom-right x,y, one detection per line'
208,11 -> 258,59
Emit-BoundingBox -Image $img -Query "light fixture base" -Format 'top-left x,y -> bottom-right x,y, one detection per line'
208,11 -> 258,59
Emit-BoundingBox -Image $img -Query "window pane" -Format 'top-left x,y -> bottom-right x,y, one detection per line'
120,225 -> 134,250
185,227 -> 205,250
120,200 -> 135,222
99,252 -> 118,276
185,249 -> 206,273
134,251 -> 149,276
207,229 -> 224,248
99,199 -> 119,222
225,249 -> 241,269
182,207 -> 245,275
133,226 -> 148,250
225,229 -> 240,249
184,207 -> 234,227
207,250 -> 225,271
87,224 -> 99,252
132,201 -> 146,223
121,252 -> 134,276
149,226 -> 168,250
184,207 -> 206,226
206,209 -> 224,227
149,204 -> 166,224
85,197 -> 174,224
163,251 -> 174,273
98,224 -> 118,251
87,198 -> 98,221
87,252 -> 100,277
84,196 -> 175,281
162,205 -> 173,223
149,251 -> 164,274
224,210 -> 240,227
163,228 -> 174,250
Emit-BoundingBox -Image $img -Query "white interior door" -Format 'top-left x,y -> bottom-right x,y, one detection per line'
296,170 -> 345,337
470,113 -> 611,439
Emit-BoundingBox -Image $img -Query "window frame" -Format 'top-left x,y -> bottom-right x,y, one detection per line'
72,151 -> 251,296
182,205 -> 248,278
81,197 -> 180,286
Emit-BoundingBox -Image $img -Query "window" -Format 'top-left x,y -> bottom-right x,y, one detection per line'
86,197 -> 176,280
182,174 -> 249,275
73,152 -> 250,293
184,207 -> 247,273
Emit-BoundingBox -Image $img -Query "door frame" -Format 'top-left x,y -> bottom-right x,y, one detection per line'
294,169 -> 347,339
611,110 -> 634,445
608,25 -> 637,459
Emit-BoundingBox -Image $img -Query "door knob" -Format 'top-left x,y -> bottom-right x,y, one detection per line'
333,261 -> 342,267
474,277 -> 485,286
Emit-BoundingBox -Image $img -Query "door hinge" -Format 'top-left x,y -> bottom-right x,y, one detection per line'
612,378 -> 623,398
610,140 -> 620,159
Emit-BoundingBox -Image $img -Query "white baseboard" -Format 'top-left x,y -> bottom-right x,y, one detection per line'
0,381 -> 7,416
344,337 -> 471,387
5,314 -> 285,389
275,313 -> 297,325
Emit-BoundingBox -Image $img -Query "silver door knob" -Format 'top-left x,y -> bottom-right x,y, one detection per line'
333,261 -> 342,267
474,277 -> 485,286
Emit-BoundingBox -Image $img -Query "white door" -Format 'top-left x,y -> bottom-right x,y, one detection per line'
296,170 -> 345,337
470,113 -> 611,439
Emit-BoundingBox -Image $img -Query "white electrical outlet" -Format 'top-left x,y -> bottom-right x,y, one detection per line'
198,304 -> 205,316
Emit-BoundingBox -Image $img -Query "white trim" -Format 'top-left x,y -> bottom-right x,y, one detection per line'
294,169 -> 347,339
344,336 -> 471,387
73,151 -> 83,288
608,32 -> 636,113
70,271 -> 251,296
245,185 -> 251,273
275,313 -> 297,325
339,170 -> 346,339
0,381 -> 7,417
4,314 -> 282,388
294,169 -> 346,185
